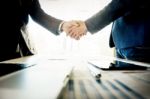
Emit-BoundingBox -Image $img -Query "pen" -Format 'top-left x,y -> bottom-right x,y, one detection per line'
87,64 -> 101,79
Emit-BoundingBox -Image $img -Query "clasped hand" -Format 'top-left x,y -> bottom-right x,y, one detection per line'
62,20 -> 87,40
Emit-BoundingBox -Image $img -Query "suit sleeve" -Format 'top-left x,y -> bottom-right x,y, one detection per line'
28,0 -> 63,35
85,0 -> 141,34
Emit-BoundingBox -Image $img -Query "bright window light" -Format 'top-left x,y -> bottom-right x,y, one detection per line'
27,0 -> 114,59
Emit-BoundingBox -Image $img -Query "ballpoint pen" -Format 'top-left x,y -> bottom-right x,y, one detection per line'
87,64 -> 101,79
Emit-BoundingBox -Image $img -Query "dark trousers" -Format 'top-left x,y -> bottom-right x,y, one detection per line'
114,47 -> 150,69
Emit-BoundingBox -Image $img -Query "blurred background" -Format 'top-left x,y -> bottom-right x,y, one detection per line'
27,0 -> 114,59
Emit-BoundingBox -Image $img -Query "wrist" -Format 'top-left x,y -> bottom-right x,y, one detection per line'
58,21 -> 65,33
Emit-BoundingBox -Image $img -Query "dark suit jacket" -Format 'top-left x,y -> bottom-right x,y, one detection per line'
85,0 -> 150,49
0,0 -> 62,61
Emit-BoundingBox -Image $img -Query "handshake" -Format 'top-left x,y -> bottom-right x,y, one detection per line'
61,20 -> 87,40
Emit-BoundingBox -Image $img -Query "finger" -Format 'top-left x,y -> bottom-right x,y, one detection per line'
67,27 -> 78,36
65,26 -> 77,36
70,31 -> 77,38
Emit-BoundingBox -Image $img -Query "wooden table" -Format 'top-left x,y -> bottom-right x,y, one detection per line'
58,61 -> 150,99
0,55 -> 150,99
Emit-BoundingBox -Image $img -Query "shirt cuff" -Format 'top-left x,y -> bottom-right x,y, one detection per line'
58,21 -> 65,34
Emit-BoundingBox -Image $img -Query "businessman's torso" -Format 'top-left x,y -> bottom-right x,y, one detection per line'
111,0 -> 150,48
0,0 -> 34,57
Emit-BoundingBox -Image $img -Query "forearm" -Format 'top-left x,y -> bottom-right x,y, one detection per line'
85,0 -> 139,34
31,11 -> 63,35
29,0 -> 63,35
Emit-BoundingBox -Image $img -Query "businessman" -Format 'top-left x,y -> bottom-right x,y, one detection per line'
0,0 -> 77,61
66,0 -> 150,68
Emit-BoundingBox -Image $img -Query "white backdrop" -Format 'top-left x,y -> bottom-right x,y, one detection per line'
27,0 -> 114,59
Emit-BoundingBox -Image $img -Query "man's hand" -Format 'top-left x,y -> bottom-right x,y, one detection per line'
62,20 -> 87,40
